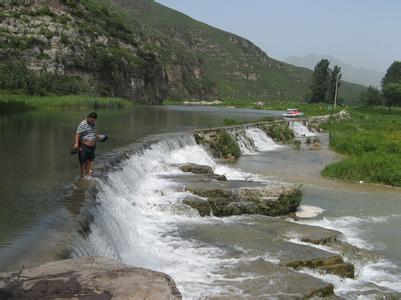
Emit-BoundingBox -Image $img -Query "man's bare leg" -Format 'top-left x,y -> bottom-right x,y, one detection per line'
86,160 -> 94,176
80,164 -> 85,177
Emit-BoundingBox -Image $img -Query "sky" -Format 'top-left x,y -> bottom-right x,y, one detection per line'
156,0 -> 401,72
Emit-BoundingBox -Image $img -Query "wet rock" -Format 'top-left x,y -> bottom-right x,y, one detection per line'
0,257 -> 182,300
183,179 -> 302,217
257,219 -> 341,244
185,222 -> 355,279
217,259 -> 335,298
178,163 -> 214,174
182,194 -> 211,217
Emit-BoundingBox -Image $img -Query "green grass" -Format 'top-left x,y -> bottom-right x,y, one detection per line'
0,93 -> 132,110
321,106 -> 401,186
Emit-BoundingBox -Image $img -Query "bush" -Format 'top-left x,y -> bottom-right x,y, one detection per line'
216,131 -> 241,159
0,62 -> 89,96
293,139 -> 301,150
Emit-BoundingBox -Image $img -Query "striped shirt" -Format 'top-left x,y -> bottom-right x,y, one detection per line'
76,119 -> 97,142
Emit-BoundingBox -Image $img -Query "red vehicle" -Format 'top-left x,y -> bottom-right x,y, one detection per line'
282,108 -> 304,117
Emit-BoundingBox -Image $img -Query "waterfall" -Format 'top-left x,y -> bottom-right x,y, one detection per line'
70,134 -> 273,298
289,121 -> 317,137
230,127 -> 282,154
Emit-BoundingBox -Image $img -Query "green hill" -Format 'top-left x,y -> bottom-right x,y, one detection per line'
0,0 -> 365,104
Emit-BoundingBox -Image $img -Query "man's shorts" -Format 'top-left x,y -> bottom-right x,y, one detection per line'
78,144 -> 96,164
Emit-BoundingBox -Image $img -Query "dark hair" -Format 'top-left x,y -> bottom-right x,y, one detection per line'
87,112 -> 97,119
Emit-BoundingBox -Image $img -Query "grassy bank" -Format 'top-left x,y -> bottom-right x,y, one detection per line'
164,99 -> 343,117
321,107 -> 401,186
0,93 -> 133,112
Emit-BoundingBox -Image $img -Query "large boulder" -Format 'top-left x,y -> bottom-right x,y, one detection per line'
0,257 -> 182,300
172,174 -> 302,217
178,163 -> 214,174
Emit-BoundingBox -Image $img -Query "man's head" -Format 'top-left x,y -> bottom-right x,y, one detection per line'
87,112 -> 97,125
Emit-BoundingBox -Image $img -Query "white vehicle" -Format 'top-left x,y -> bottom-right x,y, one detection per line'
282,108 -> 304,117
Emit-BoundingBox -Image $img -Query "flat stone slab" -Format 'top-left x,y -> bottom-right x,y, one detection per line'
164,173 -> 302,217
0,257 -> 181,300
212,259 -> 335,299
248,217 -> 341,244
183,222 -> 354,278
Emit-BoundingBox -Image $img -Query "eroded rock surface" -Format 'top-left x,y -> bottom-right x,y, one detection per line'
0,257 -> 181,300
167,172 -> 302,217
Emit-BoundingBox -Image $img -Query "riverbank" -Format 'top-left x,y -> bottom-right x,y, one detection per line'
165,99 -> 344,117
0,93 -> 133,112
320,106 -> 401,186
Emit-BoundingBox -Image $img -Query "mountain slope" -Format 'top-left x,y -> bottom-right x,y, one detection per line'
0,0 -> 213,103
0,0 -> 365,103
112,0 -> 313,101
286,54 -> 384,87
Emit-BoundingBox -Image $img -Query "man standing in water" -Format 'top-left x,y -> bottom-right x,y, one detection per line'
74,112 -> 106,177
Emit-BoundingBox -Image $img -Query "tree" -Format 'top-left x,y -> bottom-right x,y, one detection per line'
326,65 -> 342,104
309,59 -> 341,104
382,61 -> 401,87
382,83 -> 401,113
360,86 -> 382,106
310,59 -> 330,103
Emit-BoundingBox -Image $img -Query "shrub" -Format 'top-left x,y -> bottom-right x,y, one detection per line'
0,62 -> 89,96
216,131 -> 241,159
293,139 -> 301,150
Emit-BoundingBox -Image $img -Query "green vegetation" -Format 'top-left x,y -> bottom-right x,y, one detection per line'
111,0 -> 365,103
309,59 -> 342,104
216,131 -> 241,159
223,118 -> 248,126
381,61 -> 401,112
360,85 -> 382,106
0,93 -> 131,110
166,99 -> 343,117
0,62 -> 89,96
321,107 -> 401,186
293,139 -> 301,150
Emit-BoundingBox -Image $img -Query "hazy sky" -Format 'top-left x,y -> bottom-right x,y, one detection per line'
156,0 -> 400,72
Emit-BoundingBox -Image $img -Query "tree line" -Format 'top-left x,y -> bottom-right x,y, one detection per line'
310,59 -> 401,112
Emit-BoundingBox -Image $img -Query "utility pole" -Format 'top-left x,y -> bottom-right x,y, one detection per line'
334,72 -> 340,109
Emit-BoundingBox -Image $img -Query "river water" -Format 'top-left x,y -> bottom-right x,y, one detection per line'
1,106 -> 400,298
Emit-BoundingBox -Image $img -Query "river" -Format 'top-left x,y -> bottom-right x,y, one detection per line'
0,106 -> 400,298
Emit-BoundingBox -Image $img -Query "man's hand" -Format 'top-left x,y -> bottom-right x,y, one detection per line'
74,143 -> 79,149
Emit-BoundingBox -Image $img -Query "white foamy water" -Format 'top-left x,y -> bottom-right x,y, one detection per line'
289,121 -> 317,137
298,258 -> 401,297
297,215 -> 388,250
296,205 -> 325,218
229,126 -> 282,155
244,127 -> 283,152
71,134 -> 279,298
71,132 -> 401,298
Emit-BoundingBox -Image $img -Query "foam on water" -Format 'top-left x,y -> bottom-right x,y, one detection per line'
71,134 -> 278,298
297,215 -> 388,250
244,127 -> 283,152
289,121 -> 317,137
296,205 -> 325,218
230,127 -> 283,155
298,258 -> 401,297
71,132 -> 401,298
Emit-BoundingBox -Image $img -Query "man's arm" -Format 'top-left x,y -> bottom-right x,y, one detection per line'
74,133 -> 80,149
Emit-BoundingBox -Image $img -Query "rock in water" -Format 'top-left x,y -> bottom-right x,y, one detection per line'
0,257 -> 182,299
178,163 -> 214,174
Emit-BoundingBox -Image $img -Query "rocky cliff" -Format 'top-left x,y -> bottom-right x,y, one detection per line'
0,0 -> 215,103
0,0 -> 364,104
